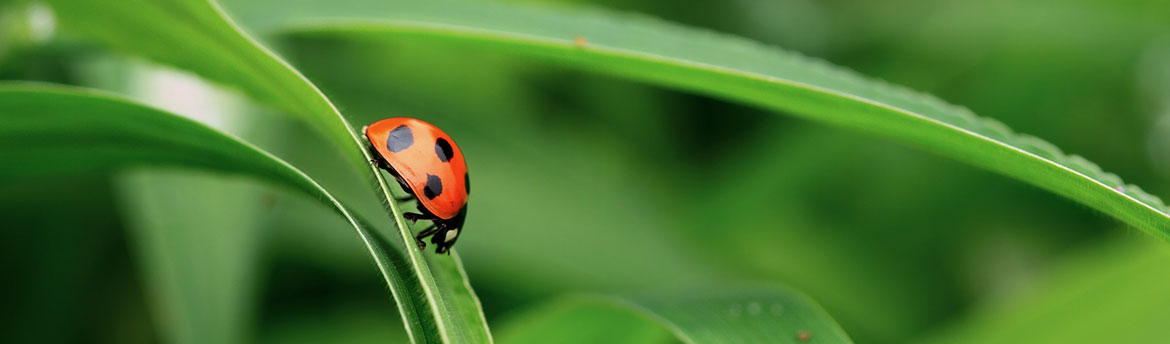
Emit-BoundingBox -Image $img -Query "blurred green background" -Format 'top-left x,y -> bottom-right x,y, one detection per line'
3,0 -> 1170,343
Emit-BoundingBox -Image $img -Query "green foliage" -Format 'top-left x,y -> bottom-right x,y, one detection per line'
3,0 -> 1170,343
0,85 -> 311,186
499,289 -> 853,344
118,171 -> 265,344
0,84 -> 856,343
924,237 -> 1170,343
0,85 -> 447,342
42,0 -> 351,149
276,0 -> 1170,242
41,0 -> 492,341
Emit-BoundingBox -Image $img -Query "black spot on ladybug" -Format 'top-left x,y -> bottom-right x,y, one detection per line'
386,125 -> 413,153
464,173 -> 470,195
424,174 -> 443,199
435,138 -> 454,162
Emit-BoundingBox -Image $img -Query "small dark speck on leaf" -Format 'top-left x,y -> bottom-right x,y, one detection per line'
798,330 -> 812,342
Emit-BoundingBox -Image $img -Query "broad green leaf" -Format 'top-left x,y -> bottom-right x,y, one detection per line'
41,0 -> 492,341
497,288 -> 853,344
267,0 -> 1168,241
0,84 -> 461,342
922,237 -> 1170,343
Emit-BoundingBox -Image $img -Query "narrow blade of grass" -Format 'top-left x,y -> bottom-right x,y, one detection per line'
264,0 -> 1168,242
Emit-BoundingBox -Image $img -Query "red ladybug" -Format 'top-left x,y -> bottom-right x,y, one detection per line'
364,118 -> 469,254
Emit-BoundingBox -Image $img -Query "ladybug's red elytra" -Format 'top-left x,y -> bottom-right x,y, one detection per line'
364,117 -> 469,254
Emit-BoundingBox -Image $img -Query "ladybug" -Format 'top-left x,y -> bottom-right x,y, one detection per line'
363,117 -> 469,254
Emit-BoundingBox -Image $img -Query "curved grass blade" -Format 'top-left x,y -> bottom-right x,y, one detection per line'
40,0 -> 492,341
0,84 -> 444,342
497,288 -> 853,344
267,0 -> 1169,241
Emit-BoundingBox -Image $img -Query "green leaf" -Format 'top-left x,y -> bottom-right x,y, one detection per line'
267,0 -> 1168,241
497,288 -> 853,344
41,0 -> 354,154
0,84 -> 478,343
90,65 -> 268,344
922,237 -> 1170,344
41,0 -> 492,341
117,170 -> 265,344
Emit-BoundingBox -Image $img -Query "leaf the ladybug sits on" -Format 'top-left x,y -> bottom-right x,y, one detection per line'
364,117 -> 470,254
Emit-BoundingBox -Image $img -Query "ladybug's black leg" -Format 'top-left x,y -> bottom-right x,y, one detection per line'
433,236 -> 450,254
414,225 -> 438,250
431,225 -> 459,255
435,240 -> 454,255
395,195 -> 416,202
403,212 -> 428,223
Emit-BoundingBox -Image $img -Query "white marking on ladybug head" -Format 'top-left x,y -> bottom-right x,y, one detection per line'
445,229 -> 459,243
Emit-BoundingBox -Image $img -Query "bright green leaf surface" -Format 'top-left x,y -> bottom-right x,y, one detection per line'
262,0 -> 1168,241
0,84 -> 476,343
0,85 -> 310,186
497,288 -> 853,344
923,237 -> 1170,344
41,0 -> 492,341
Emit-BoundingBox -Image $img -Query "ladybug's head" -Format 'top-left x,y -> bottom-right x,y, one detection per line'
432,205 -> 468,255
